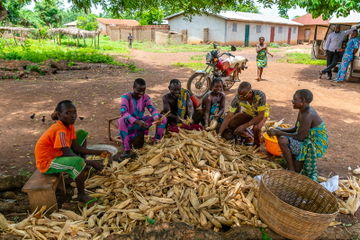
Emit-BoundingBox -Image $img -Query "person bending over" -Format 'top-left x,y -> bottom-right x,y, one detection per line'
219,82 -> 269,146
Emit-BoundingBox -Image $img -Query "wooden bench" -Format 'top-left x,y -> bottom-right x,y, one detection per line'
22,170 -> 66,212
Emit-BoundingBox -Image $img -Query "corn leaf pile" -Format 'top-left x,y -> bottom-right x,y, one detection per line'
4,130 -> 281,239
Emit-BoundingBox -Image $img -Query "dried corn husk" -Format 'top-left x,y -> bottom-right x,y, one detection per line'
7,129 -> 282,239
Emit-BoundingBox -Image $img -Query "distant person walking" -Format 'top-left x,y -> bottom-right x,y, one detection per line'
128,33 -> 134,48
256,37 -> 273,81
320,24 -> 360,80
334,30 -> 359,83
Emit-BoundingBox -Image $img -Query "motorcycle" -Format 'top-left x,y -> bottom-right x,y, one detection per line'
187,47 -> 248,98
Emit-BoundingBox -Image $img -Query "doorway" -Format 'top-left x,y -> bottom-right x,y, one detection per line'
270,27 -> 275,42
287,27 -> 291,44
304,28 -> 311,42
244,24 -> 250,47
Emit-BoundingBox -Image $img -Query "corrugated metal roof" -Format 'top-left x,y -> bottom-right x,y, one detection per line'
292,14 -> 329,25
165,11 -> 303,26
330,11 -> 360,24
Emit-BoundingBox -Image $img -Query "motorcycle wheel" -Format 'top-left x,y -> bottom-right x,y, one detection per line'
187,72 -> 211,98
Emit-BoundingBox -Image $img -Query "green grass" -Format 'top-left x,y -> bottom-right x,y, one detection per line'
172,62 -> 206,70
278,53 -> 326,65
190,54 -> 206,61
132,42 -> 237,53
269,43 -> 290,48
0,38 -> 136,69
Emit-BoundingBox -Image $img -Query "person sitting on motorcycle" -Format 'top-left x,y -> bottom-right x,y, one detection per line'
218,81 -> 269,146
162,79 -> 202,132
193,78 -> 225,130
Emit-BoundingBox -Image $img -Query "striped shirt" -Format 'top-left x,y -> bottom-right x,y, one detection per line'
35,121 -> 76,172
228,89 -> 270,117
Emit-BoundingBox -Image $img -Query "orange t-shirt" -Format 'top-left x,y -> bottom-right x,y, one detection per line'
34,121 -> 76,172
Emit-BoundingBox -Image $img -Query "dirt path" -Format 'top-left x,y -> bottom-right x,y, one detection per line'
0,45 -> 359,179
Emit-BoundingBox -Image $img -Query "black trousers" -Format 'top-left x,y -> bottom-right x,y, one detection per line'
321,50 -> 339,77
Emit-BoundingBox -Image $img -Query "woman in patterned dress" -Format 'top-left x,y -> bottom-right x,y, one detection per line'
256,37 -> 273,81
267,89 -> 328,182
334,30 -> 359,83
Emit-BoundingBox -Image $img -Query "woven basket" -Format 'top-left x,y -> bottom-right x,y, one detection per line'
258,170 -> 338,240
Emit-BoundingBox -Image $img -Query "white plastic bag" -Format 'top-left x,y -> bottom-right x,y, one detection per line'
320,175 -> 339,192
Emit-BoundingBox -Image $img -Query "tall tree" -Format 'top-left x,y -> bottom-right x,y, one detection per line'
77,14 -> 98,30
34,0 -> 63,27
0,0 -> 27,24
2,0 -> 360,23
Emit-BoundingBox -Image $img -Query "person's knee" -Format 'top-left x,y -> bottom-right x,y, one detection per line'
278,136 -> 289,146
118,117 -> 127,128
161,117 -> 167,125
252,124 -> 263,133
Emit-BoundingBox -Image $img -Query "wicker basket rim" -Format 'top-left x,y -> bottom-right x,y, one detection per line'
260,170 -> 339,216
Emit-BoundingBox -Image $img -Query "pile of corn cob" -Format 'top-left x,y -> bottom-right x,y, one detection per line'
335,177 -> 360,215
3,130 -> 281,239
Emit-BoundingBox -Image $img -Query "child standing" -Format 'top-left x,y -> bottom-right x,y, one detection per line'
35,100 -> 109,203
256,37 -> 273,81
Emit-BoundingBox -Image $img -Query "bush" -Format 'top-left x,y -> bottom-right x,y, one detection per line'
0,42 -> 122,65
25,64 -> 45,75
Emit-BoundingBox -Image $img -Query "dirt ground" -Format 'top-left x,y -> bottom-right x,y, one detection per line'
0,44 -> 359,180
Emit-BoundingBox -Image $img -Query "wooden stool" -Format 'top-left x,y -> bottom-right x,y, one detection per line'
22,170 -> 66,212
108,116 -> 122,144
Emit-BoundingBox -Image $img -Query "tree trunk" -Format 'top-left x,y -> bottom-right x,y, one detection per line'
0,1 -> 7,21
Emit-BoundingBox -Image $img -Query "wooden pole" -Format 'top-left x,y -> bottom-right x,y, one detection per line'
97,33 -> 100,49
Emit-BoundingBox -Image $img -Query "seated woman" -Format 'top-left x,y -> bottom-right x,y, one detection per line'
35,100 -> 109,203
267,89 -> 328,181
193,78 -> 225,130
162,79 -> 202,132
219,82 -> 269,146
118,78 -> 167,159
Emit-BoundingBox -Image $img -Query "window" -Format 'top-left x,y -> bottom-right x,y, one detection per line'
232,23 -> 237,32
293,27 -> 297,33
256,25 -> 262,33
278,26 -> 283,34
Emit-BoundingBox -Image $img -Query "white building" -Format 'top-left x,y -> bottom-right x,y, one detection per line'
165,11 -> 303,46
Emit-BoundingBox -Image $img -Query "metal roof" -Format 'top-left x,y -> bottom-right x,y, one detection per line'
165,11 -> 303,26
330,11 -> 360,24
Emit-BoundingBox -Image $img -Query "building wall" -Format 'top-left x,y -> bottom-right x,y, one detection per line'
298,25 -> 328,43
108,25 -> 170,42
168,15 -> 226,44
225,21 -> 298,46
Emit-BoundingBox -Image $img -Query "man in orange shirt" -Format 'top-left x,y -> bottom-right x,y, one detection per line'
35,100 -> 109,203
